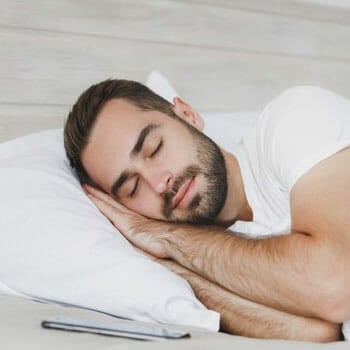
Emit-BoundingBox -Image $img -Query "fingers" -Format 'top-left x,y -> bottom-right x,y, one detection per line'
82,184 -> 137,234
83,184 -> 127,212
82,184 -> 164,257
83,183 -> 115,204
86,191 -> 119,225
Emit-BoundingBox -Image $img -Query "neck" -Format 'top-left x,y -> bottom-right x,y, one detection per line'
214,148 -> 253,227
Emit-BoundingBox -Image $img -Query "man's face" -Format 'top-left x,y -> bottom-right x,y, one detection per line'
81,98 -> 227,225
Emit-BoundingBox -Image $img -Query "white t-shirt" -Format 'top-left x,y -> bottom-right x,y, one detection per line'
230,86 -> 350,237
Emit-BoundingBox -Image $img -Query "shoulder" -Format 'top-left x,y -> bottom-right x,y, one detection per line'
260,85 -> 336,128
258,84 -> 350,150
274,85 -> 329,98
266,85 -> 335,108
254,85 -> 350,189
261,85 -> 348,128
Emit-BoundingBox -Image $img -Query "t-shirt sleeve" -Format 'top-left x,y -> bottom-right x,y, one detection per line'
259,86 -> 350,192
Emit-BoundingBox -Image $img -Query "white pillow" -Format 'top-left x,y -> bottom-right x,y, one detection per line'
0,129 -> 220,330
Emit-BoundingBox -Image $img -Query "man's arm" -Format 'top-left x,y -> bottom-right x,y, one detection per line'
159,259 -> 341,342
158,225 -> 330,320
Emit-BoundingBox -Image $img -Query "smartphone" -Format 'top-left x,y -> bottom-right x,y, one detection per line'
42,316 -> 191,341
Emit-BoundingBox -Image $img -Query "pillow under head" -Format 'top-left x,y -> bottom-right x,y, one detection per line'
0,129 -> 219,330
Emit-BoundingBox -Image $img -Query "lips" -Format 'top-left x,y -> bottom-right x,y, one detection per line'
172,177 -> 195,209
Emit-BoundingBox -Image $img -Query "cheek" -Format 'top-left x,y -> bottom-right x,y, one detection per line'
122,188 -> 164,220
162,143 -> 196,173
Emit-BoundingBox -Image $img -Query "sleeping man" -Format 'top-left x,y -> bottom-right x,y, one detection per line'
64,80 -> 350,342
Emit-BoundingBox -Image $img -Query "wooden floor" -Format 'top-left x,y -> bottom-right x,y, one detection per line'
0,0 -> 349,141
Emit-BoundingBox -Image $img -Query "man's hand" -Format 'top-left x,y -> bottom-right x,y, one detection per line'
83,184 -> 170,258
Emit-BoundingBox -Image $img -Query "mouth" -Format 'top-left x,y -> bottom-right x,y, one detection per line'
172,176 -> 196,210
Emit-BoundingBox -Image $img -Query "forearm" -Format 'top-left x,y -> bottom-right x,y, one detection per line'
162,224 -> 339,321
159,259 -> 341,342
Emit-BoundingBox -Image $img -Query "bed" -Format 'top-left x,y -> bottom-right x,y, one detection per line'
1,1 -> 350,348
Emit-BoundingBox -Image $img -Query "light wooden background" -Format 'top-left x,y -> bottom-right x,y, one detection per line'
1,0 -> 349,141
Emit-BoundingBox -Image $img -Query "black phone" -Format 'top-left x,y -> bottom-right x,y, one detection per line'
42,316 -> 191,341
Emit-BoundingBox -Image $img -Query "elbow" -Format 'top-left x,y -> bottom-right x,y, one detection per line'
317,277 -> 349,324
310,322 -> 342,343
322,298 -> 350,325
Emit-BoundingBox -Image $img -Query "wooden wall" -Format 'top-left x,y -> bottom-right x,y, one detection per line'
0,0 -> 349,141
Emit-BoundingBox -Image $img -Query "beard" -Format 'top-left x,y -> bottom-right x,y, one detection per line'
162,122 -> 228,225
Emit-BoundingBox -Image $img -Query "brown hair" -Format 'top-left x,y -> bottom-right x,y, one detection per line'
64,79 -> 177,188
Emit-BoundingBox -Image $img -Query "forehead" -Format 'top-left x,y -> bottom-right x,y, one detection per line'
81,98 -> 168,192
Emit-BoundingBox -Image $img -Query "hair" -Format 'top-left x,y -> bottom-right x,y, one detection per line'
64,78 -> 178,188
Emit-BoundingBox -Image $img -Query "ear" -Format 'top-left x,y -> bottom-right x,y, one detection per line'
172,97 -> 204,131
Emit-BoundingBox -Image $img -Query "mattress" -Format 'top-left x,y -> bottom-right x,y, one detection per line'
1,294 -> 347,350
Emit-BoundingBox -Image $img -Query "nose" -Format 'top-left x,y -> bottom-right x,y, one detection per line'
144,170 -> 174,195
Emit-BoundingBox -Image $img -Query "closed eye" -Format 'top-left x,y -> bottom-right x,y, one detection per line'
128,140 -> 162,197
150,140 -> 163,158
129,177 -> 139,197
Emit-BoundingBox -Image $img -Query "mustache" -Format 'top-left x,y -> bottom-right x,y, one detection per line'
162,165 -> 200,217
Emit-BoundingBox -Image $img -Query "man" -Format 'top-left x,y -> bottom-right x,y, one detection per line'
64,79 -> 350,342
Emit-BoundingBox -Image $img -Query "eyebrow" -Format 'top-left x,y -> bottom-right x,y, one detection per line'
111,123 -> 160,196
